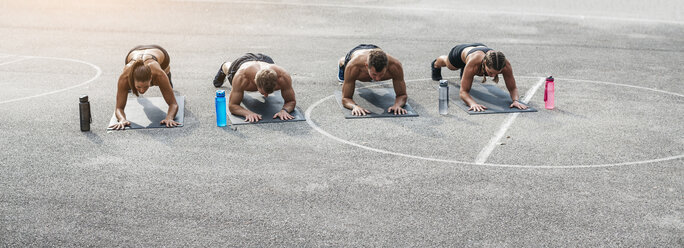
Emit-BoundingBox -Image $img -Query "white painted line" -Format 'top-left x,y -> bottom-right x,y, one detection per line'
305,94 -> 474,166
475,113 -> 521,164
304,76 -> 683,168
555,77 -> 684,98
0,56 -> 102,105
0,57 -> 31,66
173,0 -> 684,25
474,77 -> 546,164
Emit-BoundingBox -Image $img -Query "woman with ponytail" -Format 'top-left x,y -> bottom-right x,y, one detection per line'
110,45 -> 180,130
431,43 -> 528,112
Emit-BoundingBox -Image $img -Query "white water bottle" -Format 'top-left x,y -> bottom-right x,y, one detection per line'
439,80 -> 449,115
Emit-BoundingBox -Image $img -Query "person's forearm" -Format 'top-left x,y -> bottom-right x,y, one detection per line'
342,98 -> 358,110
165,104 -> 178,120
394,95 -> 407,107
229,104 -> 253,117
509,88 -> 520,102
460,91 -> 478,106
282,100 -> 296,112
115,108 -> 127,122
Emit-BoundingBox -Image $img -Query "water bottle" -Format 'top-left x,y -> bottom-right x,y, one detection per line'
215,90 -> 227,127
439,80 -> 449,115
544,76 -> 555,109
79,95 -> 91,131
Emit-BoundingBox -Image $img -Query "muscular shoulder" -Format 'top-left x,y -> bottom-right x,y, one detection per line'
388,54 -> 402,67
387,56 -> 403,75
465,52 -> 484,65
231,72 -> 249,90
269,64 -> 288,76
347,51 -> 368,68
271,65 -> 291,84
117,67 -> 131,87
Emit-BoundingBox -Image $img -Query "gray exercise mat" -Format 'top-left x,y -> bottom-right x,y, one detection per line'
107,96 -> 185,129
446,81 -> 537,114
334,88 -> 419,118
228,90 -> 305,125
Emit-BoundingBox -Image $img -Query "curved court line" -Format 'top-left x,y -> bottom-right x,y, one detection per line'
0,55 -> 102,105
305,77 -> 684,169
0,57 -> 31,66
177,0 -> 684,26
555,77 -> 684,98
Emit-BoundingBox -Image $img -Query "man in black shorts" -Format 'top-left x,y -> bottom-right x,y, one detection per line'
212,53 -> 296,123
337,44 -> 408,116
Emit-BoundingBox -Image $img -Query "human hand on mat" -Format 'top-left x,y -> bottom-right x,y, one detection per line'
109,120 -> 130,130
245,113 -> 262,123
351,105 -> 371,116
160,118 -> 181,128
273,110 -> 294,121
468,103 -> 488,112
388,104 -> 407,115
510,101 -> 528,110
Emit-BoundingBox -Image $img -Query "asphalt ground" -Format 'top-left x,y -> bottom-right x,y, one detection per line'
1,0 -> 682,246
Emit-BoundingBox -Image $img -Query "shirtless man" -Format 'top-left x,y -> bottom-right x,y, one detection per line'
337,44 -> 408,116
212,53 -> 296,123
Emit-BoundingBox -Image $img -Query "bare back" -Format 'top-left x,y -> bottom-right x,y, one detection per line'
126,48 -> 168,71
345,49 -> 402,82
231,61 -> 289,92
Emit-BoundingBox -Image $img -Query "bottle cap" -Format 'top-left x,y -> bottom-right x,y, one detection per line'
79,95 -> 88,102
216,90 -> 225,97
439,80 -> 448,87
546,76 -> 554,82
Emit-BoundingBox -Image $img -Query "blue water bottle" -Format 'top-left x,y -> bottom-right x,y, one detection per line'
215,90 -> 227,127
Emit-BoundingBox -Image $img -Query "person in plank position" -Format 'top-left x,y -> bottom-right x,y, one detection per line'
337,44 -> 408,116
212,53 -> 296,123
110,45 -> 179,130
431,43 -> 528,112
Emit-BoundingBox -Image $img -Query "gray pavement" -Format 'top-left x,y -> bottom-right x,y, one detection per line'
1,0 -> 683,246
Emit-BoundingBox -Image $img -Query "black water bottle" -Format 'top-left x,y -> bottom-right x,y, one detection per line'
79,95 -> 91,131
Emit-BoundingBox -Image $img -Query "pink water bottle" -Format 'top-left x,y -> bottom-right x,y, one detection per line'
544,76 -> 554,109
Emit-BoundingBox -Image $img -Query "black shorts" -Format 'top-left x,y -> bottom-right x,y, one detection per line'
447,43 -> 487,69
126,45 -> 170,69
226,53 -> 275,84
340,44 -> 380,73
